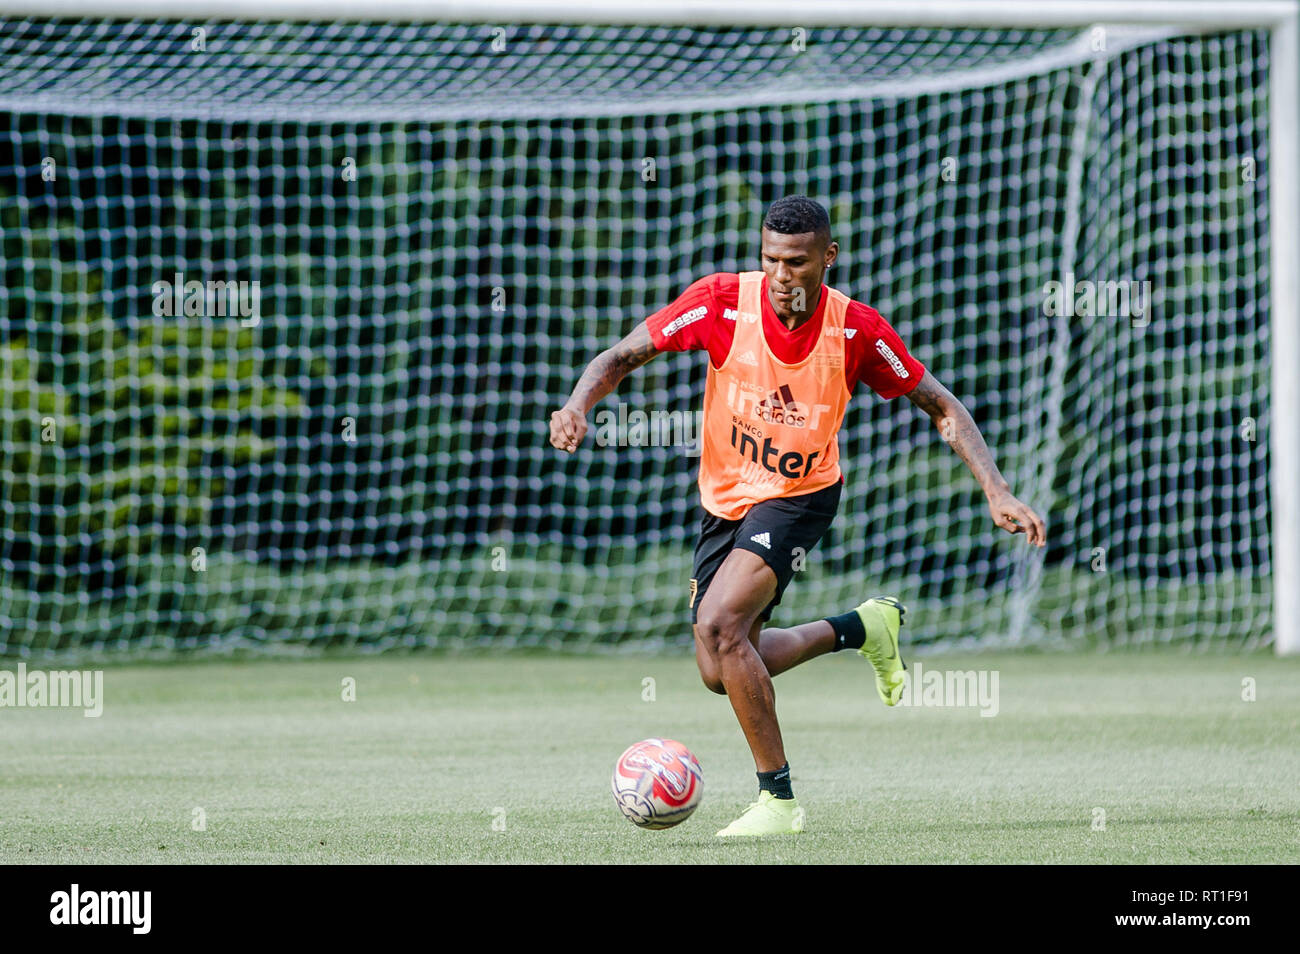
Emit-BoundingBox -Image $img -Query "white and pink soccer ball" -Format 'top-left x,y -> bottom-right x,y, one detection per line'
611,738 -> 704,829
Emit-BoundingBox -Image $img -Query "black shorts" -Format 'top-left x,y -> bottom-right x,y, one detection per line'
689,479 -> 842,625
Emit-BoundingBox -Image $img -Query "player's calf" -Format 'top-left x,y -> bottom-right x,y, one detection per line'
699,669 -> 726,695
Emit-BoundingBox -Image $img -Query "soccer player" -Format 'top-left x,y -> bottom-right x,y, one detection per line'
549,196 -> 1045,837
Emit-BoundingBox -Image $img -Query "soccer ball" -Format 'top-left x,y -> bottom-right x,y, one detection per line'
611,738 -> 704,829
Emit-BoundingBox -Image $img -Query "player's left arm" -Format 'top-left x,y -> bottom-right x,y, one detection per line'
905,370 -> 1046,546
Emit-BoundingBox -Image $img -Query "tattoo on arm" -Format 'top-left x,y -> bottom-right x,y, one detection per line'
564,322 -> 659,415
906,370 -> 1010,497
904,370 -> 948,419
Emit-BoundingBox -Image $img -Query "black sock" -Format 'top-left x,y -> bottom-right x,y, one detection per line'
825,610 -> 866,651
757,763 -> 794,800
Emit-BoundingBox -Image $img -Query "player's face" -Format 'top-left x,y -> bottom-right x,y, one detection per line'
761,228 -> 838,323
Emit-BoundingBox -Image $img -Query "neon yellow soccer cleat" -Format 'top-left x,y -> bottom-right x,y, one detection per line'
715,791 -> 806,837
856,596 -> 907,706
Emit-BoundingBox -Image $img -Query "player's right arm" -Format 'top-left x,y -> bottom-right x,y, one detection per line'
549,323 -> 659,453
550,274 -> 733,453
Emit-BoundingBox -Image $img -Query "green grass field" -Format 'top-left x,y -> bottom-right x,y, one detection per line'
2,651 -> 1297,864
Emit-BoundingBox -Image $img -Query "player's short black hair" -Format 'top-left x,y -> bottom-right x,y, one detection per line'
762,195 -> 832,248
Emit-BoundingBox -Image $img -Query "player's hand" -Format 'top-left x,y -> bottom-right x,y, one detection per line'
549,405 -> 588,453
987,489 -> 1046,546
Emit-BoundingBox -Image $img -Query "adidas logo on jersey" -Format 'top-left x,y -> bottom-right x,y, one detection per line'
755,384 -> 809,427
823,326 -> 858,339
749,532 -> 771,549
725,380 -> 831,430
737,350 -> 759,366
723,308 -> 760,323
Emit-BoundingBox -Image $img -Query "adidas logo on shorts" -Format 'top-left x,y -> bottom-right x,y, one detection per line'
750,531 -> 771,549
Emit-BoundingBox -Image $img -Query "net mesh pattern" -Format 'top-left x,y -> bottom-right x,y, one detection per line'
0,20 -> 1272,658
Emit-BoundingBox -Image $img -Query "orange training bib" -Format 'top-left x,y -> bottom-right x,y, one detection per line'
697,271 -> 851,520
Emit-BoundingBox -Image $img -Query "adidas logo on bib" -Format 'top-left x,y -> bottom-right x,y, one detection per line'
737,350 -> 759,366
750,531 -> 771,549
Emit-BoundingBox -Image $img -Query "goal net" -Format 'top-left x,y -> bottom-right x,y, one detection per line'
0,11 -> 1277,657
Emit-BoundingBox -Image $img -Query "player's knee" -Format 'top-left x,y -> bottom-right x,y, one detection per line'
695,605 -> 751,657
693,625 -> 727,694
